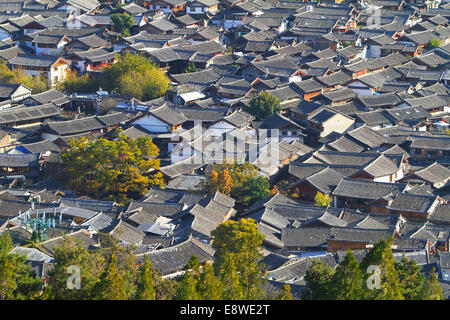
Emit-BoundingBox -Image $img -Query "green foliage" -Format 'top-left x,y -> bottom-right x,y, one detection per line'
232,176 -> 271,207
175,271 -> 201,300
395,255 -> 425,300
277,284 -> 294,300
57,69 -> 98,93
329,250 -> 363,300
301,259 -> 335,300
360,237 -> 404,300
421,268 -> 444,300
58,52 -> 169,100
0,60 -> 48,93
135,256 -> 156,300
173,219 -> 268,300
8,222 -> 445,301
430,37 -> 441,49
183,61 -> 199,73
302,238 -> 443,300
314,191 -> 333,206
217,254 -> 243,299
45,235 -> 104,299
0,233 -> 43,300
111,13 -> 135,36
0,232 -> 13,256
93,252 -> 127,300
197,262 -> 223,300
61,135 -> 164,205
45,234 -> 141,300
246,91 -> 281,120
100,52 -> 170,101
184,255 -> 201,272
200,162 -> 269,208
211,218 -> 266,299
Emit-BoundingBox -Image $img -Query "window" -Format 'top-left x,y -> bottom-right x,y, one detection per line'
281,131 -> 287,136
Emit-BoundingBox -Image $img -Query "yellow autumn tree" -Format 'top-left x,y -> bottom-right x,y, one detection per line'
61,135 -> 164,205
0,60 -> 48,93
205,168 -> 233,196
314,192 -> 333,206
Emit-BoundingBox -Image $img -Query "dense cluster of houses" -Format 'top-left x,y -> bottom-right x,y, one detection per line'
0,0 -> 449,298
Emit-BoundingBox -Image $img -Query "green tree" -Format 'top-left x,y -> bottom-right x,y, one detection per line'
45,236 -> 104,299
329,250 -> 363,300
314,191 -> 332,206
301,260 -> 334,300
246,91 -> 281,120
175,271 -> 201,300
155,278 -> 177,300
200,162 -> 263,208
183,61 -> 199,73
211,219 -> 265,299
217,254 -> 242,299
0,233 -> 43,300
184,255 -> 201,273
93,252 -> 128,300
395,255 -> 425,300
197,262 -> 223,300
232,176 -> 271,207
360,237 -> 404,300
111,12 -> 135,36
430,37 -> 441,49
62,135 -> 164,205
100,52 -> 169,101
302,239 -> 444,300
277,284 -> 294,300
0,60 -> 48,93
57,69 -> 98,93
421,268 -> 443,300
135,256 -> 156,300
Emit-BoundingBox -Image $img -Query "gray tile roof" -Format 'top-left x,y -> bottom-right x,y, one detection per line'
410,136 -> 450,151
0,152 -> 39,167
0,104 -> 60,125
18,140 -> 60,154
43,116 -> 105,136
138,236 -> 214,276
9,54 -> 65,68
333,177 -> 407,200
111,219 -> 145,246
429,204 -> 450,224
388,193 -> 437,213
29,89 -> 69,106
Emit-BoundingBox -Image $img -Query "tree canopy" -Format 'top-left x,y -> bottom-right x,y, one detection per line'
212,218 -> 266,299
57,69 -> 98,94
430,37 -> 441,49
314,192 -> 333,206
0,219 -> 294,301
99,52 -> 170,101
302,238 -> 443,300
61,135 -> 165,205
200,162 -> 272,208
0,233 -> 42,300
246,91 -> 281,120
0,60 -> 48,94
111,13 -> 135,37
